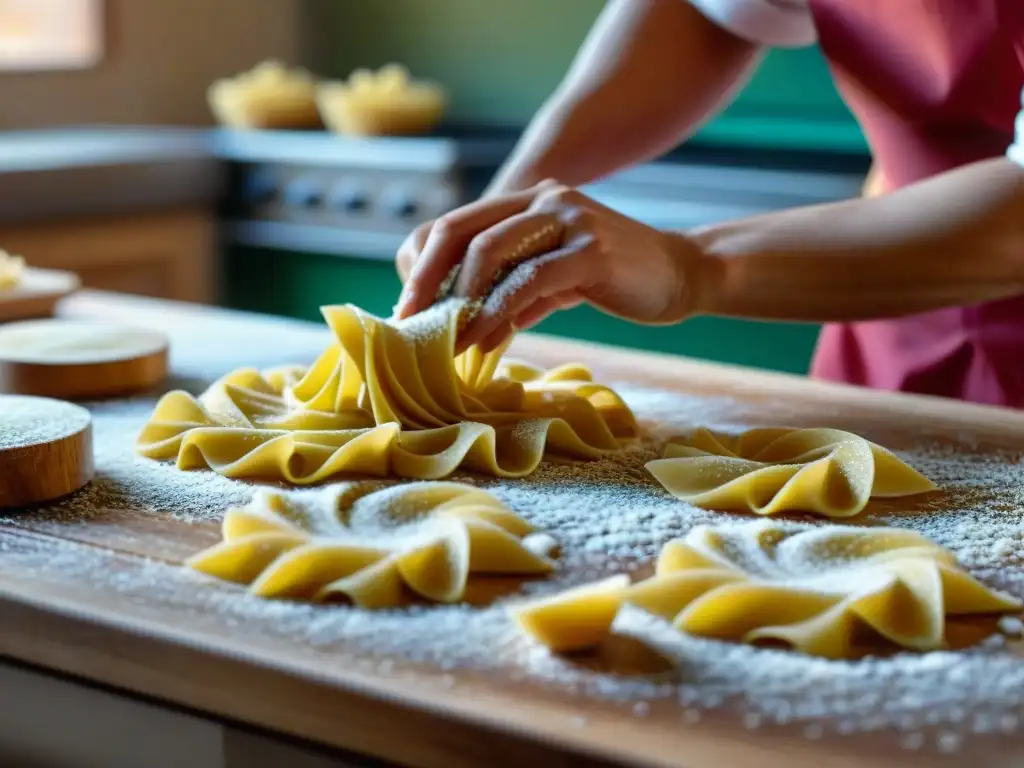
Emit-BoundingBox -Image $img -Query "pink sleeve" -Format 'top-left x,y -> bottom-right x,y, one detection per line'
1008,87 -> 1024,167
686,0 -> 816,47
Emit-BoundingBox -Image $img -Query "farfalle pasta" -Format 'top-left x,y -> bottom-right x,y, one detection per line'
646,427 -> 935,518
512,522 -> 1020,659
137,300 -> 636,483
189,481 -> 555,606
0,250 -> 25,289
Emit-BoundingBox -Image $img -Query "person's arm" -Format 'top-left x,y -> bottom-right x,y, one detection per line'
687,157 -> 1024,321
482,0 -> 764,196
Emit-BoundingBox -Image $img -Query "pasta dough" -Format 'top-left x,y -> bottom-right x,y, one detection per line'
512,521 -> 1021,659
0,250 -> 25,289
189,481 -> 555,605
646,427 -> 935,517
137,300 -> 636,483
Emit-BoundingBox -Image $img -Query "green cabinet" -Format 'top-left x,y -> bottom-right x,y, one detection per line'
311,0 -> 864,153
223,247 -> 820,374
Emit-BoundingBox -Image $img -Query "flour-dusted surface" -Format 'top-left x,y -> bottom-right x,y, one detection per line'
4,293 -> 1024,761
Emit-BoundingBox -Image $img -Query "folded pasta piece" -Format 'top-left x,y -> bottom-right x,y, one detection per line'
511,522 -> 1020,659
188,481 -> 555,606
137,299 -> 636,483
646,427 -> 936,517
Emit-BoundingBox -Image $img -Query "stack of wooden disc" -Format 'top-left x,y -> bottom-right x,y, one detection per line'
0,395 -> 93,509
0,319 -> 169,400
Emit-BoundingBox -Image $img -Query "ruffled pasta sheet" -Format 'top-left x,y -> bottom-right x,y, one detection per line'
646,427 -> 936,518
512,522 -> 1020,659
137,300 -> 636,482
190,481 -> 556,606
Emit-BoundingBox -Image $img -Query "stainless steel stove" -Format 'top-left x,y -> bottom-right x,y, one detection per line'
215,129 -> 867,262
215,129 -> 513,260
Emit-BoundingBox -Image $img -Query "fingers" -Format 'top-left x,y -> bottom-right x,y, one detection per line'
396,222 -> 432,283
468,292 -> 581,355
458,236 -> 598,349
473,320 -> 517,355
513,290 -> 584,331
454,211 -> 564,300
393,185 -> 549,319
470,292 -> 583,354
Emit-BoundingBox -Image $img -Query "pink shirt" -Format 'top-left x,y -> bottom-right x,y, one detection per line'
686,0 -> 1024,408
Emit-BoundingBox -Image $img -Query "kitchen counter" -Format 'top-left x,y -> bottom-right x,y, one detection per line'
0,126 -> 515,224
2,290 -> 1024,768
0,128 -> 223,224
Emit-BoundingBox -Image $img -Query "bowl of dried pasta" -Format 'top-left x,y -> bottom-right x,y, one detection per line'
316,64 -> 447,137
208,60 -> 322,130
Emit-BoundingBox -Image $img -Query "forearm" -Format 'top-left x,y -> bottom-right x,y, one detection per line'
685,158 -> 1024,322
484,0 -> 761,196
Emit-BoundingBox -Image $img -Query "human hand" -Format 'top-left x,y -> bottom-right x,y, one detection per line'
394,180 -> 703,352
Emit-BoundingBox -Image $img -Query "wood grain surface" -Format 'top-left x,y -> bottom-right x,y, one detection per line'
0,291 -> 1020,768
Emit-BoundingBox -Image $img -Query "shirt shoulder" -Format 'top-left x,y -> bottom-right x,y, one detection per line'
685,0 -> 817,47
1008,86 -> 1024,167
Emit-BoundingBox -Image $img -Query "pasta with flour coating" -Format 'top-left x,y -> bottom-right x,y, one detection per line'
189,481 -> 556,605
0,250 -> 25,289
512,522 -> 1021,659
137,300 -> 636,483
646,427 -> 935,517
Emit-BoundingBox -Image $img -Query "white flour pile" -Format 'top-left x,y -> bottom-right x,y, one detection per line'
2,357 -> 1024,756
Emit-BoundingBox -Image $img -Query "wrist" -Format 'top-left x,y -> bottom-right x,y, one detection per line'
662,230 -> 723,319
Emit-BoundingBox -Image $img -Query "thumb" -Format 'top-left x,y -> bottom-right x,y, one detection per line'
396,220 -> 434,284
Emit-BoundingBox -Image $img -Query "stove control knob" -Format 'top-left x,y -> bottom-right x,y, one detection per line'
328,183 -> 370,213
283,179 -> 324,209
382,186 -> 420,220
391,198 -> 419,219
245,173 -> 278,205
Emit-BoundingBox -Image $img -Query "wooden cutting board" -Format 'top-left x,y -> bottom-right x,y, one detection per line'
0,292 -> 1022,768
0,268 -> 80,322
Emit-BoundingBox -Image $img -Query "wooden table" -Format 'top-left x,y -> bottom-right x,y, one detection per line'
2,290 -> 1024,768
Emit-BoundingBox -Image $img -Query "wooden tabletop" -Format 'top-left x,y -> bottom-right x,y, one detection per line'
2,290 -> 1023,768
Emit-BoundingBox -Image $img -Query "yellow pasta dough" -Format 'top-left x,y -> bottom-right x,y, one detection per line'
189,481 -> 555,605
137,300 -> 636,483
512,521 -> 1020,659
646,427 -> 936,518
0,250 -> 25,289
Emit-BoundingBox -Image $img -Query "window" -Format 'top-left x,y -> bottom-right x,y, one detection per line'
0,0 -> 103,71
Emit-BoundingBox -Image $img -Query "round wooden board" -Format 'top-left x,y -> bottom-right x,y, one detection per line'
0,319 -> 169,400
0,268 -> 80,322
0,395 -> 93,509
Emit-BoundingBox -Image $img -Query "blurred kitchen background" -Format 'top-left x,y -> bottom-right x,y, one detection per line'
1,0 -> 871,373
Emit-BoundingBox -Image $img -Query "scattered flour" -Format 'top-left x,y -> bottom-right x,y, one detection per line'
1,335 -> 1024,758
